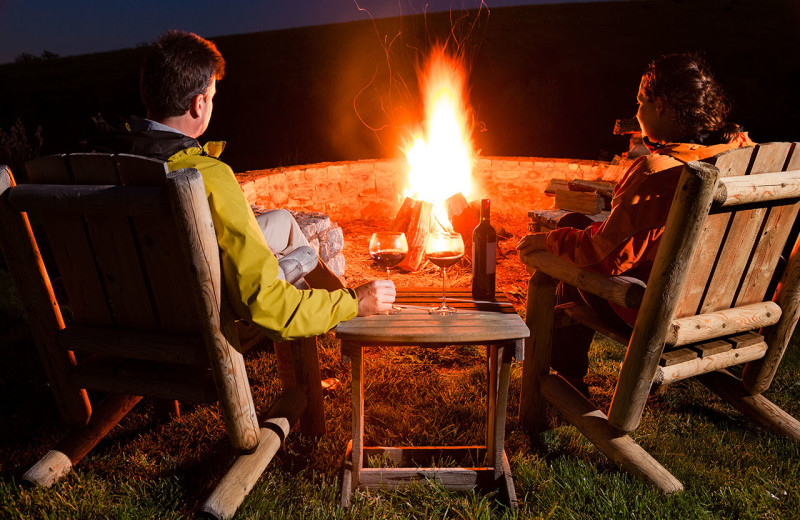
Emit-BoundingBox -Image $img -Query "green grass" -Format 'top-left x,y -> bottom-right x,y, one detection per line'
1,264 -> 799,519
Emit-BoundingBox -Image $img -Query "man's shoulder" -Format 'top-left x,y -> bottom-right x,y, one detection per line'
167,148 -> 232,174
167,148 -> 240,197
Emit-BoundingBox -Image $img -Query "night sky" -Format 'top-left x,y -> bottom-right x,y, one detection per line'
0,0 -> 618,64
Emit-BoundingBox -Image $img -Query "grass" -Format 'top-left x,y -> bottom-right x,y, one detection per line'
2,299 -> 799,519
1,218 -> 799,518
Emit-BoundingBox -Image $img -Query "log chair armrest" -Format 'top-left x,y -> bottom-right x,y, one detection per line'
520,250 -> 646,309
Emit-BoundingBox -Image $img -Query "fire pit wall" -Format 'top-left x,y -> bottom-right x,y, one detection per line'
238,156 -> 628,220
237,156 -> 630,275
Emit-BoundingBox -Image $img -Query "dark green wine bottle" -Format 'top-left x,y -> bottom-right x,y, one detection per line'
472,199 -> 497,300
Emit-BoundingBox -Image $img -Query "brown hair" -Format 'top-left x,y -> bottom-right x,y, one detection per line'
140,30 -> 225,120
641,53 -> 740,143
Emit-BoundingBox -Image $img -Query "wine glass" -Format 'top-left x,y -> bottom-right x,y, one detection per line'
369,231 -> 408,313
424,230 -> 464,315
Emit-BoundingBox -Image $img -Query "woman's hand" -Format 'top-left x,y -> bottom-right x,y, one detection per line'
516,233 -> 548,257
354,280 -> 396,316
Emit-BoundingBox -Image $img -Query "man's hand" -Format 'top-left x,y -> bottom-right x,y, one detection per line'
516,233 -> 548,257
354,280 -> 396,316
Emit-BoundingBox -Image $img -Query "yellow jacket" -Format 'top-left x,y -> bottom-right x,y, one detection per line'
167,143 -> 358,341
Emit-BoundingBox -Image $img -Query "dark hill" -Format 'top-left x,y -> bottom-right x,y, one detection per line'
1,0 -> 798,173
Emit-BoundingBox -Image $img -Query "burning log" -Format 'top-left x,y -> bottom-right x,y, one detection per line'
444,192 -> 479,260
391,197 -> 432,271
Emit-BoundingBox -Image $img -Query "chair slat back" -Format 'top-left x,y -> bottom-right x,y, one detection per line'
673,143 -> 800,318
26,155 -> 115,326
734,146 -> 800,307
610,143 -> 800,433
24,153 -> 202,332
117,154 -> 201,332
68,154 -> 159,329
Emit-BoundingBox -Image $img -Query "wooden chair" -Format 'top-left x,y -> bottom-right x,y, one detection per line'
519,142 -> 800,493
0,153 -> 324,519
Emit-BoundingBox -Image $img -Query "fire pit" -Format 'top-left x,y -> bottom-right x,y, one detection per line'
238,155 -> 624,224
237,154 -> 625,310
239,155 -> 623,232
236,48 -> 629,297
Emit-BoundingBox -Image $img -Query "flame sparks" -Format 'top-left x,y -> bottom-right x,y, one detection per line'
403,48 -> 474,228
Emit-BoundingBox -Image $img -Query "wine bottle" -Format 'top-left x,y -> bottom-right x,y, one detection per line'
472,199 -> 497,300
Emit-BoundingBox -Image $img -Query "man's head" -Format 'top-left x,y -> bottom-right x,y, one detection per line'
140,31 -> 225,137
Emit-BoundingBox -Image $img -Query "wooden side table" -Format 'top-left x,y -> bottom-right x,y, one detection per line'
336,288 -> 529,508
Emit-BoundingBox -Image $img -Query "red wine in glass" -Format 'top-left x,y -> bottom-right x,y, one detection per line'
369,232 -> 408,313
426,251 -> 463,268
370,249 -> 406,269
424,231 -> 464,315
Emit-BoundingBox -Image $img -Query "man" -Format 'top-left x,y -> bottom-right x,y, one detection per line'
92,31 -> 395,368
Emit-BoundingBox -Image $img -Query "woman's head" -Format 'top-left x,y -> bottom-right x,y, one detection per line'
637,53 -> 739,144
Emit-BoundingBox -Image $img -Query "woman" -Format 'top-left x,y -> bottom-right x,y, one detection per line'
516,53 -> 754,391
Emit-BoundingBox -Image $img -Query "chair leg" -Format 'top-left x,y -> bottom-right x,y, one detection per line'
202,387 -> 307,520
23,394 -> 141,487
698,369 -> 800,441
215,306 -> 261,452
541,374 -> 683,494
153,399 -> 180,421
520,271 -> 557,433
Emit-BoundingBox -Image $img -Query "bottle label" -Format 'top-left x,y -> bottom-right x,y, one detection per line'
474,241 -> 497,275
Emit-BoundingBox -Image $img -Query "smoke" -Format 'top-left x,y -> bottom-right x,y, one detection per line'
321,0 -> 490,161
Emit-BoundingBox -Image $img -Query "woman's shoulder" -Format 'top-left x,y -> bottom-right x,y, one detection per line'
655,133 -> 756,164
624,153 -> 683,179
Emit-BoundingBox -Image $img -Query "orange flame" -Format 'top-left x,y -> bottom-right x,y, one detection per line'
403,48 -> 474,229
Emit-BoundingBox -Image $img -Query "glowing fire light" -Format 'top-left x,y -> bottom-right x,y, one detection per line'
403,48 -> 475,229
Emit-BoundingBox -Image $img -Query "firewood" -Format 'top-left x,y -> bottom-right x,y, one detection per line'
544,179 -> 570,196
391,197 -> 415,232
391,198 -> 432,271
445,192 -> 479,260
554,189 -> 605,215
569,179 -> 615,200
613,117 -> 641,135
528,209 -> 608,233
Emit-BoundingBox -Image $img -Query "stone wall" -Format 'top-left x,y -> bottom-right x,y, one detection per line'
237,156 -> 629,220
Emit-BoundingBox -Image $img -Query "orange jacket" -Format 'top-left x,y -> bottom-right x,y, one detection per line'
544,134 -> 754,323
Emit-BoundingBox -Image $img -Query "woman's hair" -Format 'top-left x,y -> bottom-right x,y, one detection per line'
640,53 -> 740,143
140,31 -> 226,120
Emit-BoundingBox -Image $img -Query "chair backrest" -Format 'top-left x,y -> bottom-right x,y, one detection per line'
609,142 -> 800,432
675,142 -> 800,318
0,153 -> 259,451
23,153 -> 205,331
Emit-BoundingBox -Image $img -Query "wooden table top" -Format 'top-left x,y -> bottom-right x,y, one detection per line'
336,288 -> 529,353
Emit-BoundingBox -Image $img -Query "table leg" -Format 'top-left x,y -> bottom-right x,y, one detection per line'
493,342 -> 514,479
348,341 -> 364,490
486,344 -> 498,467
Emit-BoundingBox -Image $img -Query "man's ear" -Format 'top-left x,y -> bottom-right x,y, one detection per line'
189,93 -> 204,118
654,97 -> 666,115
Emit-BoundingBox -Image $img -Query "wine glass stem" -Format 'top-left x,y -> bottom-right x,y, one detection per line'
441,267 -> 447,307
386,268 -> 391,280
